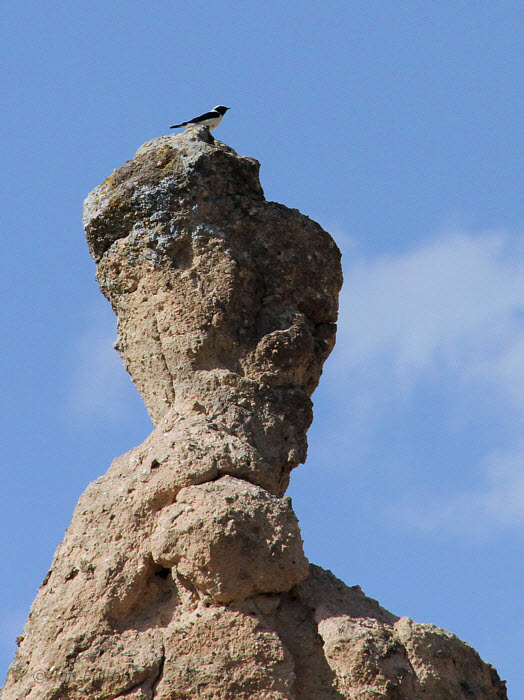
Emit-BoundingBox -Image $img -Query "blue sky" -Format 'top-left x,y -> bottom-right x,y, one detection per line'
1,1 -> 523,695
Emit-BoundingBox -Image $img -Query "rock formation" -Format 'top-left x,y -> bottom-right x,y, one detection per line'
2,128 -> 507,699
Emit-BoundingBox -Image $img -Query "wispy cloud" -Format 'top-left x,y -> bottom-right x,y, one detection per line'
66,301 -> 143,424
394,439 -> 524,535
334,229 -> 523,385
322,228 -> 524,535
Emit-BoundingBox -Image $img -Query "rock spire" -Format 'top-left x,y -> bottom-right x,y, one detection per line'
2,128 -> 507,699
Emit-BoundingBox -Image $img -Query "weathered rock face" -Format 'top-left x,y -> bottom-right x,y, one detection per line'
2,129 -> 507,699
84,129 -> 341,495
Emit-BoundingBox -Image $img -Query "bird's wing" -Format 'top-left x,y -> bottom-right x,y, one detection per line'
170,110 -> 218,129
186,110 -> 218,123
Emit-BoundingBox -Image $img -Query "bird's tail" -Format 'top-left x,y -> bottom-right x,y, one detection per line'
170,122 -> 187,129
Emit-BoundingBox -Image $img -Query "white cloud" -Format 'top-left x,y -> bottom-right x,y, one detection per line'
465,330 -> 524,411
322,228 -> 524,534
334,229 -> 523,385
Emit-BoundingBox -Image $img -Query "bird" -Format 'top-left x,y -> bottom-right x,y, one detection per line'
170,105 -> 230,131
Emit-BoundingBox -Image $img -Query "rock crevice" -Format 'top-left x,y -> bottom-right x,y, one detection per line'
2,128 -> 506,699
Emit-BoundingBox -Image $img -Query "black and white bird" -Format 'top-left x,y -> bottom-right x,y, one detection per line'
170,105 -> 230,131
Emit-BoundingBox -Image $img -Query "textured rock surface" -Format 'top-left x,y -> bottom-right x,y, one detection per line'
2,128 -> 507,699
150,476 -> 309,603
84,128 -> 341,496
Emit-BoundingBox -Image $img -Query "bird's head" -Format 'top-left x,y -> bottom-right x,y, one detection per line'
214,105 -> 230,115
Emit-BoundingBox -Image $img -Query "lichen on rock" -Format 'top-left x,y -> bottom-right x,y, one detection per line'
2,128 -> 507,699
